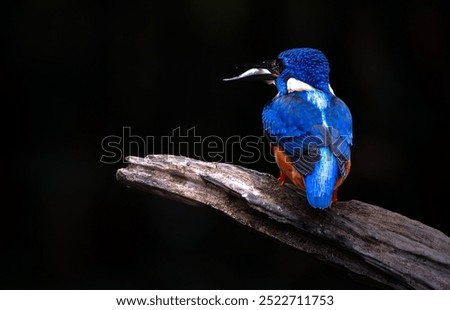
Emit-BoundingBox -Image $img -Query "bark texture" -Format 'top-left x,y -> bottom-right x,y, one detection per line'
116,155 -> 450,289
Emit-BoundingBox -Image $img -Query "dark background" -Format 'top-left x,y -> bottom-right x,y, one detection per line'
2,0 -> 449,289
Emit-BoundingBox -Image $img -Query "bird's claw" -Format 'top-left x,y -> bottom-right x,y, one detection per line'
278,171 -> 286,186
332,190 -> 338,204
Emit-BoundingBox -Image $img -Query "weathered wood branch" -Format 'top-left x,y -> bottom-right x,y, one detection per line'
116,155 -> 450,289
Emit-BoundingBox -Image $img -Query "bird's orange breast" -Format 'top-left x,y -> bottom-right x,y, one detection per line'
273,146 -> 306,190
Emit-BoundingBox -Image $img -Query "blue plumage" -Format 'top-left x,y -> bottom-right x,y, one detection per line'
225,48 -> 353,209
305,147 -> 339,209
276,48 -> 331,95
263,90 -> 351,179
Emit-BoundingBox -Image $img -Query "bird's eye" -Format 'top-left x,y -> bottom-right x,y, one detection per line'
273,59 -> 285,74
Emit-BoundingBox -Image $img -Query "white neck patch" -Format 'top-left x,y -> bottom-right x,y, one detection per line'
328,84 -> 335,95
286,78 -> 313,93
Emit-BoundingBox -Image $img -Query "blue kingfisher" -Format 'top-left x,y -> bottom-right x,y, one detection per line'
225,48 -> 353,209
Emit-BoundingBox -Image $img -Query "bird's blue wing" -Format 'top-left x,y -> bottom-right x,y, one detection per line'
325,96 -> 353,176
262,93 -> 325,175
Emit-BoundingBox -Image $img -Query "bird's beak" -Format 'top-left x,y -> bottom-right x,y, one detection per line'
223,60 -> 279,82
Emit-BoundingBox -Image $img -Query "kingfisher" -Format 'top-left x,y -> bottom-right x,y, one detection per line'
224,48 -> 352,209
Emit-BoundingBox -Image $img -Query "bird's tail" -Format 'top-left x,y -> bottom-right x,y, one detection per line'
305,147 -> 338,209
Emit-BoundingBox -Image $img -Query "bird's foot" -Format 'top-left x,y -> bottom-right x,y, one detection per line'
331,190 -> 338,204
278,171 -> 286,186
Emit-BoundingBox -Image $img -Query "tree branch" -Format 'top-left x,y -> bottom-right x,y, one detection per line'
116,155 -> 450,289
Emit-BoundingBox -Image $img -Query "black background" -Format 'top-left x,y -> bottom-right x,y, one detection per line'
2,0 -> 449,289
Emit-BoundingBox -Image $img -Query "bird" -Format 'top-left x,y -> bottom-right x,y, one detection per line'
224,48 -> 352,209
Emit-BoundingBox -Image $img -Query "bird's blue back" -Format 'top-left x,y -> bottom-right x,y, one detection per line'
263,89 -> 352,208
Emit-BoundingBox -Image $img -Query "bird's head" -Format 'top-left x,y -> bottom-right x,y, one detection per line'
224,48 -> 333,96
